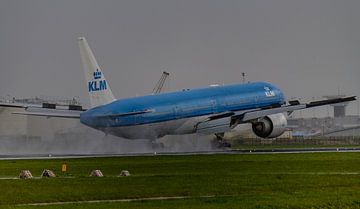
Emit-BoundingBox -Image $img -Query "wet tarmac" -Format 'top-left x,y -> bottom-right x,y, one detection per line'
0,147 -> 360,160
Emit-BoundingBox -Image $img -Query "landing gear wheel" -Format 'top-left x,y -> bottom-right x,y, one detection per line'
212,133 -> 231,149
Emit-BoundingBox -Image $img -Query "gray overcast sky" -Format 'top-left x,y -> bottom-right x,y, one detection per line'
0,0 -> 359,115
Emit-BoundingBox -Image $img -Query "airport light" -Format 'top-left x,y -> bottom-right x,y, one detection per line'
61,162 -> 67,173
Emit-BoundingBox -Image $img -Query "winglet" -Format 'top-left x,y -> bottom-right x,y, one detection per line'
78,37 -> 115,108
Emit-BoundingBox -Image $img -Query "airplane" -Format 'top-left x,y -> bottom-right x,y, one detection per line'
1,37 -> 356,146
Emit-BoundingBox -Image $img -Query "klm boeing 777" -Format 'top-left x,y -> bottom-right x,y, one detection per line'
1,37 -> 356,144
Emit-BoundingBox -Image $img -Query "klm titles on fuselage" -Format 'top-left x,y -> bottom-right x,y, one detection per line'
88,69 -> 107,92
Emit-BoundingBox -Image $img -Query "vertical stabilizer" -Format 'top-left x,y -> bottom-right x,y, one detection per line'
78,37 -> 115,107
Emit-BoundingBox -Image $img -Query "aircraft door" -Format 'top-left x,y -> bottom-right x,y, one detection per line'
254,95 -> 260,108
211,99 -> 219,113
174,106 -> 182,119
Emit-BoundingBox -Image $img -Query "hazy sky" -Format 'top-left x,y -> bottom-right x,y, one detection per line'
1,0 -> 359,115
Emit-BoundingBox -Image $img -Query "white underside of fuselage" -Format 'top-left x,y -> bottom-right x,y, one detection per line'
96,115 -> 209,140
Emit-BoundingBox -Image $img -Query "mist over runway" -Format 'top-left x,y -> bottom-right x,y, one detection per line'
1,146 -> 360,160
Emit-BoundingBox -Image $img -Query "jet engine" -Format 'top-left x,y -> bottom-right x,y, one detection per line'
251,113 -> 287,138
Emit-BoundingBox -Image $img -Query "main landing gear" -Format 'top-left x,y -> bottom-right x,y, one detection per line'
212,133 -> 231,149
151,141 -> 165,150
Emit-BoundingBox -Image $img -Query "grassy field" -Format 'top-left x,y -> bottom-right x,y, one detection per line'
0,153 -> 360,208
231,144 -> 360,150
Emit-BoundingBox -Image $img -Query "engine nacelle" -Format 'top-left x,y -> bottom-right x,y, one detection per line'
251,113 -> 287,138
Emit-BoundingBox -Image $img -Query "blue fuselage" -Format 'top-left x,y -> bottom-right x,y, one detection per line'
80,82 -> 286,132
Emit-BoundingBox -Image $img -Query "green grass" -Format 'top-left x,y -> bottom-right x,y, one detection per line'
231,144 -> 360,150
0,153 -> 360,208
229,137 -> 360,150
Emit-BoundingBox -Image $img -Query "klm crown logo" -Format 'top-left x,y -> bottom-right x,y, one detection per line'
93,69 -> 102,79
264,86 -> 275,97
88,69 -> 107,92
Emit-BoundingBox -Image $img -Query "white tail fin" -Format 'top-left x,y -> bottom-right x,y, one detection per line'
78,37 -> 115,108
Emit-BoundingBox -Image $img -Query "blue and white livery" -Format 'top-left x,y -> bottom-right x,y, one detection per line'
78,37 -> 115,108
4,37 -> 356,141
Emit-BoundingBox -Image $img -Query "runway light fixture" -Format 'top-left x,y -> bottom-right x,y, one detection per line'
61,162 -> 67,173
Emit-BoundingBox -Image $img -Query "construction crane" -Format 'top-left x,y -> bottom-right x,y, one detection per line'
152,71 -> 170,94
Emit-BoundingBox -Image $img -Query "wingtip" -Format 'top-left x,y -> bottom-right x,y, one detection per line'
346,96 -> 357,101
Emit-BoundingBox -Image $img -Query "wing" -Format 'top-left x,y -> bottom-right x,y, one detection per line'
195,96 -> 356,134
0,102 -> 85,119
236,96 -> 356,122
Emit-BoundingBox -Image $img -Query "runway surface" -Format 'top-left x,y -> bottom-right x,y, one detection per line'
1,147 -> 360,160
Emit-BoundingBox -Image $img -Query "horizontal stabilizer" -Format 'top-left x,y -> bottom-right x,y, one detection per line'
13,107 -> 82,118
0,102 -> 85,119
0,102 -> 41,109
12,111 -> 80,118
